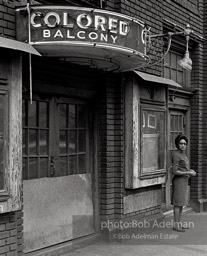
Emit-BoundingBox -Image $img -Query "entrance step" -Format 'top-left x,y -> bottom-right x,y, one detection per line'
190,198 -> 207,212
25,233 -> 101,256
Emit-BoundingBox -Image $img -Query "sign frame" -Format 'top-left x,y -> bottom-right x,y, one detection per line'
16,6 -> 147,72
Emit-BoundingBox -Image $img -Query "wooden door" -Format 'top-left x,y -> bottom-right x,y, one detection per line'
52,97 -> 91,177
22,95 -> 95,252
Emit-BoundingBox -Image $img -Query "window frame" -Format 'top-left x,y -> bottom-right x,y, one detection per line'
163,50 -> 191,87
124,75 -> 167,189
0,84 -> 10,201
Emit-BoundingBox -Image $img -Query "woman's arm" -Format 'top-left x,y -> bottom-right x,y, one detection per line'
172,154 -> 190,176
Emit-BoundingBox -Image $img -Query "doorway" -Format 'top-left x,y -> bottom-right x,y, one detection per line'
164,109 -> 188,210
22,95 -> 95,252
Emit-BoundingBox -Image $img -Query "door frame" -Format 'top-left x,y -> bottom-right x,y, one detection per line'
164,106 -> 190,210
22,90 -> 100,246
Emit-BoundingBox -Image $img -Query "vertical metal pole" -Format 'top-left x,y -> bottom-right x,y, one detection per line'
29,54 -> 32,104
27,2 -> 32,104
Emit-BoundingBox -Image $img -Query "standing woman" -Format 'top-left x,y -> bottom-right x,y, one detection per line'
172,134 -> 196,232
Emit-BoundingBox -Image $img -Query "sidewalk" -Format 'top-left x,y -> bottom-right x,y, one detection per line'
62,210 -> 207,256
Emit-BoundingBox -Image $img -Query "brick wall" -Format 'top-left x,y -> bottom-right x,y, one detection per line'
202,1 -> 207,199
190,42 -> 204,200
0,0 -> 20,39
98,74 -> 124,221
0,211 -> 23,256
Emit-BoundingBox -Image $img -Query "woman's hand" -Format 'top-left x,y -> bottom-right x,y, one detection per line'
189,169 -> 196,176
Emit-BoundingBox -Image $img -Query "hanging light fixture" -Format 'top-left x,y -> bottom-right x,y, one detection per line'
177,24 -> 193,71
143,24 -> 193,71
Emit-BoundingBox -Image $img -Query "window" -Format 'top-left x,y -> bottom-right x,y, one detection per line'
124,77 -> 167,189
163,51 -> 191,87
170,112 -> 185,150
141,109 -> 165,176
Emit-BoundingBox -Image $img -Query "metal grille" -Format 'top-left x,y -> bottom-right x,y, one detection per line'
170,113 -> 184,150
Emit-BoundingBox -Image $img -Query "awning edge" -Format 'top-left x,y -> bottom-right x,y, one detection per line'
134,70 -> 182,88
0,37 -> 41,56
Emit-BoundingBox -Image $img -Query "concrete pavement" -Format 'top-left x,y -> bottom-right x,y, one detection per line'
62,210 -> 207,256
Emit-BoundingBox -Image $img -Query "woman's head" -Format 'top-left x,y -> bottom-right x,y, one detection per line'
175,134 -> 188,150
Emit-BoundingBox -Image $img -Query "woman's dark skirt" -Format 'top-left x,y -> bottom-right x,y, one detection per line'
172,175 -> 189,206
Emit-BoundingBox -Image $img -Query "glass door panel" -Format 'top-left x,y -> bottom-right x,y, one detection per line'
22,96 -> 90,179
22,97 -> 50,180
56,100 -> 88,177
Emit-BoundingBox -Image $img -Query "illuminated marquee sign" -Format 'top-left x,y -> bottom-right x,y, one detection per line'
16,6 -> 146,71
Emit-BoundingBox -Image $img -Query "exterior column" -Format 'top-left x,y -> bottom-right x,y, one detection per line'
98,74 -> 124,241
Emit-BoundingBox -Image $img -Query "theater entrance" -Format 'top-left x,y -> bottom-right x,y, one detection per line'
22,94 -> 95,252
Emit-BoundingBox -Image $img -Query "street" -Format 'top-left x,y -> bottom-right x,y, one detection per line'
62,211 -> 207,256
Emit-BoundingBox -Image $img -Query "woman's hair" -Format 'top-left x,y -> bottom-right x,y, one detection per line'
175,134 -> 188,149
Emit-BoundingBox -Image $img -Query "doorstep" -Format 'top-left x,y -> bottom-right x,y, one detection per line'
24,233 -> 101,256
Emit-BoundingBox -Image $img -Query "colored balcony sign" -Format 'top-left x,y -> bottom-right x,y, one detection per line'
16,6 -> 146,72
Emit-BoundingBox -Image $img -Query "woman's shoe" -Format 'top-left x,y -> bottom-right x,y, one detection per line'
173,227 -> 185,232
182,225 -> 190,229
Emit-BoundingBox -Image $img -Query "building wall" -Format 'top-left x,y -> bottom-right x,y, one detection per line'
0,211 -> 23,256
97,0 -> 205,227
1,1 -> 23,255
0,0 -> 20,39
120,0 -> 204,212
98,74 -> 124,222
202,1 -> 207,200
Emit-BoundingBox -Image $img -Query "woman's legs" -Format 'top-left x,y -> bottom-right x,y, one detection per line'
174,206 -> 180,226
173,206 -> 185,231
178,206 -> 183,223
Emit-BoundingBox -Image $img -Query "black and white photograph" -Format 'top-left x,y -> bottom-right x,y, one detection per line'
0,0 -> 207,256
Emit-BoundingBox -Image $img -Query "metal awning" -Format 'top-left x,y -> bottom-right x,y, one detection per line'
0,36 -> 41,56
134,71 -> 182,88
